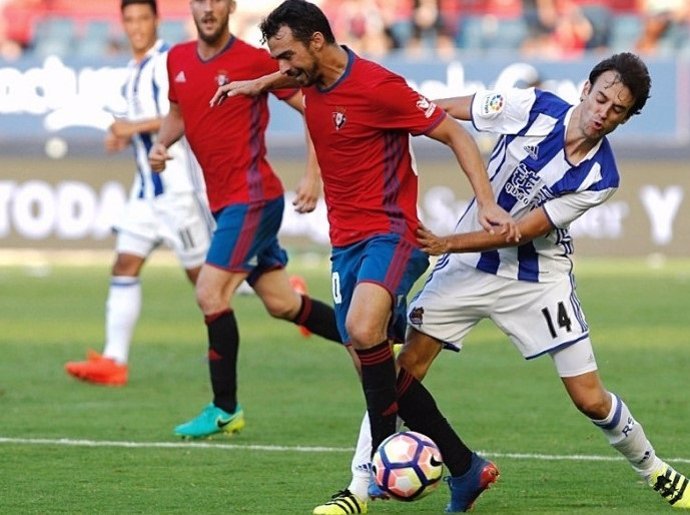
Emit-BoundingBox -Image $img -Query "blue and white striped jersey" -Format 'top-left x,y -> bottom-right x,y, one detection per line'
450,87 -> 619,282
124,39 -> 204,198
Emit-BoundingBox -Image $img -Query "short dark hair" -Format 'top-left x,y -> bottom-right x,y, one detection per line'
121,0 -> 157,15
260,0 -> 335,46
589,52 -> 651,118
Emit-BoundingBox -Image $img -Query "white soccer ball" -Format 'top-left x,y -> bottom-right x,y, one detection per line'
372,430 -> 444,501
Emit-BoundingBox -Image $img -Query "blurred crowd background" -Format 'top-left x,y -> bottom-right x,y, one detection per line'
1,0 -> 689,62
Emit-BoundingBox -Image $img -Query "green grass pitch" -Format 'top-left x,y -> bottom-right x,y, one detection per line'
1,255 -> 688,513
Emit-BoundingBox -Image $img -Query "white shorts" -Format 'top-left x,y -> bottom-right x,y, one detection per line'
114,192 -> 213,269
408,263 -> 593,364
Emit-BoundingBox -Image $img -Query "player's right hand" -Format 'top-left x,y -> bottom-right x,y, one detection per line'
148,142 -> 172,172
104,129 -> 128,154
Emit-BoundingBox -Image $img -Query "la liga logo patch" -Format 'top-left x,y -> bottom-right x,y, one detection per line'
481,93 -> 505,116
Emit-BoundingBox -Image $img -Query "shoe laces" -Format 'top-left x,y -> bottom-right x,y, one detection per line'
330,489 -> 353,500
652,467 -> 689,504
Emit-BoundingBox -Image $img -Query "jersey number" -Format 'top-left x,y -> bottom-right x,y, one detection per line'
541,302 -> 572,339
331,272 -> 342,305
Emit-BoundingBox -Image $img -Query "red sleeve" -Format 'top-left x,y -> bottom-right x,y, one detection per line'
369,75 -> 446,136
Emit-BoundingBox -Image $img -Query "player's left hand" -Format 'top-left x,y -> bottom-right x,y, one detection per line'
477,203 -> 521,243
416,225 -> 449,255
293,173 -> 319,213
209,79 -> 263,107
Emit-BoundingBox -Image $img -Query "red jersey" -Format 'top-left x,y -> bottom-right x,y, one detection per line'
167,37 -> 297,212
303,48 -> 445,246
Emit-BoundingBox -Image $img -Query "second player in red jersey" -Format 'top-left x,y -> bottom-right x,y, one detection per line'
167,37 -> 295,212
149,0 -> 348,441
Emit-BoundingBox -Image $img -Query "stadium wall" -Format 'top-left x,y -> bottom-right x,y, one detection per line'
0,54 -> 688,256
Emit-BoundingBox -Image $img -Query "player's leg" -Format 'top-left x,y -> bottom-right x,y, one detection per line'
251,267 -> 341,343
64,251 -> 146,386
102,252 -> 147,364
173,263 -> 248,439
173,202 -> 256,439
554,343 -> 690,509
396,328 -> 498,513
402,263 -> 507,511
64,197 -> 159,386
343,235 -> 429,460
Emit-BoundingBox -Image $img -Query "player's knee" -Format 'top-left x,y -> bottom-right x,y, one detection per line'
195,282 -> 222,314
112,254 -> 143,276
344,319 -> 381,347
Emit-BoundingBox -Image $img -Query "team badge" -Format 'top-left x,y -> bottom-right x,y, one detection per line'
408,306 -> 425,326
215,70 -> 230,87
332,109 -> 347,130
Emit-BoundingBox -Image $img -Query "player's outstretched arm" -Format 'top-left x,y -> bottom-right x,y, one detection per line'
417,207 -> 552,255
209,71 -> 299,107
433,95 -> 474,121
428,116 -> 521,243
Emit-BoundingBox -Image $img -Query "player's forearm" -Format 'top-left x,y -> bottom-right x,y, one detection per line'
440,207 -> 552,253
451,129 -> 494,207
434,95 -> 473,121
441,230 -> 513,253
156,112 -> 184,148
133,118 -> 162,135
258,71 -> 300,91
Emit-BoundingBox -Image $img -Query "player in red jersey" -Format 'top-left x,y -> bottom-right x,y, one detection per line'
211,1 -> 519,511
149,0 -> 347,439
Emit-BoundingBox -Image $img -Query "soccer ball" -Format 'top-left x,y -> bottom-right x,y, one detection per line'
372,430 -> 443,501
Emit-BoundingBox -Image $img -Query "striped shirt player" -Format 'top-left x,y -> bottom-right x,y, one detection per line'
117,38 -> 211,267
405,54 -> 690,512
451,87 -> 618,283
410,86 -> 620,361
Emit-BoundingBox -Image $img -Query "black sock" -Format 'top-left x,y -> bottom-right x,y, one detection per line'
356,340 -> 398,458
397,367 -> 472,477
205,309 -> 239,414
292,295 -> 342,343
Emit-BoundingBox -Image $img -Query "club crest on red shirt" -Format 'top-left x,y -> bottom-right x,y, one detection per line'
215,70 -> 230,86
332,110 -> 347,130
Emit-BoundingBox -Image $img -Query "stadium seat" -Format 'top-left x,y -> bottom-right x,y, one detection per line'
32,17 -> 76,58
159,19 -> 188,45
455,15 -> 487,51
485,18 -> 528,51
75,20 -> 114,59
609,13 -> 642,52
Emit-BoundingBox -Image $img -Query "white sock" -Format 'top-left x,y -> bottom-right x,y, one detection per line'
348,411 -> 372,501
591,392 -> 661,479
348,411 -> 404,500
102,276 -> 141,364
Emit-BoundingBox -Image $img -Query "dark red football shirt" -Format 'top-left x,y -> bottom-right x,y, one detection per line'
168,37 -> 297,212
303,48 -> 446,246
